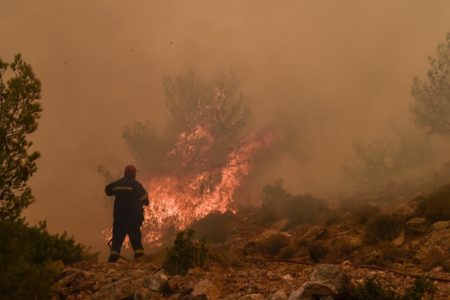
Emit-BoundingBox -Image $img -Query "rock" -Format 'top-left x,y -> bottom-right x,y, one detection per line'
431,221 -> 450,231
257,229 -> 291,242
146,270 -> 168,292
289,264 -> 346,299
240,294 -> 265,300
309,264 -> 346,293
282,274 -> 294,281
405,217 -> 428,237
92,271 -> 168,299
192,279 -> 220,300
299,226 -> 328,244
267,271 -> 281,281
270,289 -> 287,300
347,236 -> 363,248
289,282 -> 336,299
392,229 -> 405,246
273,219 -> 289,230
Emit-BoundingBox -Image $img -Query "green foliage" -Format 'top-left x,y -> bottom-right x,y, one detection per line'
342,276 -> 436,300
0,219 -> 89,299
163,71 -> 248,136
415,184 -> 450,221
189,211 -> 236,243
411,33 -> 450,136
342,130 -> 433,198
0,54 -> 42,221
261,180 -> 327,227
364,213 -> 404,243
260,233 -> 291,256
163,230 -> 208,275
120,71 -> 250,179
308,241 -> 329,262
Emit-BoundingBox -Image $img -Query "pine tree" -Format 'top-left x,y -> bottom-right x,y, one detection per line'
0,54 -> 42,221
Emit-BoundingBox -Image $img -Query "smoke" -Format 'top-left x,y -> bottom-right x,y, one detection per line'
1,0 -> 449,252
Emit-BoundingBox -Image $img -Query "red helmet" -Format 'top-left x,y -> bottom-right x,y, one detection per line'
124,165 -> 137,178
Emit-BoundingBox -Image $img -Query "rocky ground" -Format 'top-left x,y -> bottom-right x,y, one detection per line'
52,259 -> 450,299
52,198 -> 450,299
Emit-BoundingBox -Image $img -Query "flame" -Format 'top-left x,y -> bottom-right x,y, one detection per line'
104,86 -> 278,245
141,128 -> 277,244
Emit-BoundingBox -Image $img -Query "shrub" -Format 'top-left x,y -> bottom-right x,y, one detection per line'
261,180 -> 327,227
0,220 -> 89,299
422,247 -> 445,271
415,184 -> 450,221
163,230 -> 208,275
350,203 -> 381,225
342,276 -> 436,300
189,211 -> 235,243
329,239 -> 354,262
364,213 -> 403,243
279,246 -> 297,259
260,234 -> 290,256
308,241 -> 329,262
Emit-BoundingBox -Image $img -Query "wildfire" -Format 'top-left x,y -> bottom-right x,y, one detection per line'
141,128 -> 277,244
103,82 -> 277,245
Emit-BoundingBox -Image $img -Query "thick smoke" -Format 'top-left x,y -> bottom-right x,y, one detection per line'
1,1 -> 449,253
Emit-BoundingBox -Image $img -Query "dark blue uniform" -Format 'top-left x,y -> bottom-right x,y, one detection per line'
105,176 -> 149,261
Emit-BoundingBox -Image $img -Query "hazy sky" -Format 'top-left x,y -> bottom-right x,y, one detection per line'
1,1 -> 449,251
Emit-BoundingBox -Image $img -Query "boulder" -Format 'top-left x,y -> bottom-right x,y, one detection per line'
299,226 -> 328,244
289,264 -> 346,300
270,289 -> 287,300
431,221 -> 450,231
240,294 -> 265,300
92,270 -> 168,300
192,279 -> 220,300
289,282 -> 336,300
405,217 -> 428,237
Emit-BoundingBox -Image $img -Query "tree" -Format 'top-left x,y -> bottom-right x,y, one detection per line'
121,71 -> 249,177
0,54 -> 42,221
410,33 -> 450,135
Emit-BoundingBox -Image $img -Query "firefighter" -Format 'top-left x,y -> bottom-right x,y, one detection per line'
105,165 -> 149,262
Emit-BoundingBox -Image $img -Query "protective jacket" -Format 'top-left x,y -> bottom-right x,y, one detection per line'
105,177 -> 149,224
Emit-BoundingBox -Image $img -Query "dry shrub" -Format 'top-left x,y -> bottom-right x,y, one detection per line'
422,247 -> 446,271
279,246 -> 297,259
308,241 -> 329,262
351,204 -> 381,225
208,244 -> 242,267
328,239 -> 354,262
189,211 -> 235,243
260,181 -> 327,227
414,184 -> 450,221
342,276 -> 436,300
378,242 -> 410,264
364,213 -> 404,244
260,234 -> 291,256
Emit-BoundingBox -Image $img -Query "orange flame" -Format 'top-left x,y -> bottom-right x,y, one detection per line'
141,128 -> 277,244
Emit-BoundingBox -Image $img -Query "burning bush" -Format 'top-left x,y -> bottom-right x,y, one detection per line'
260,180 -> 327,227
105,71 -> 277,244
